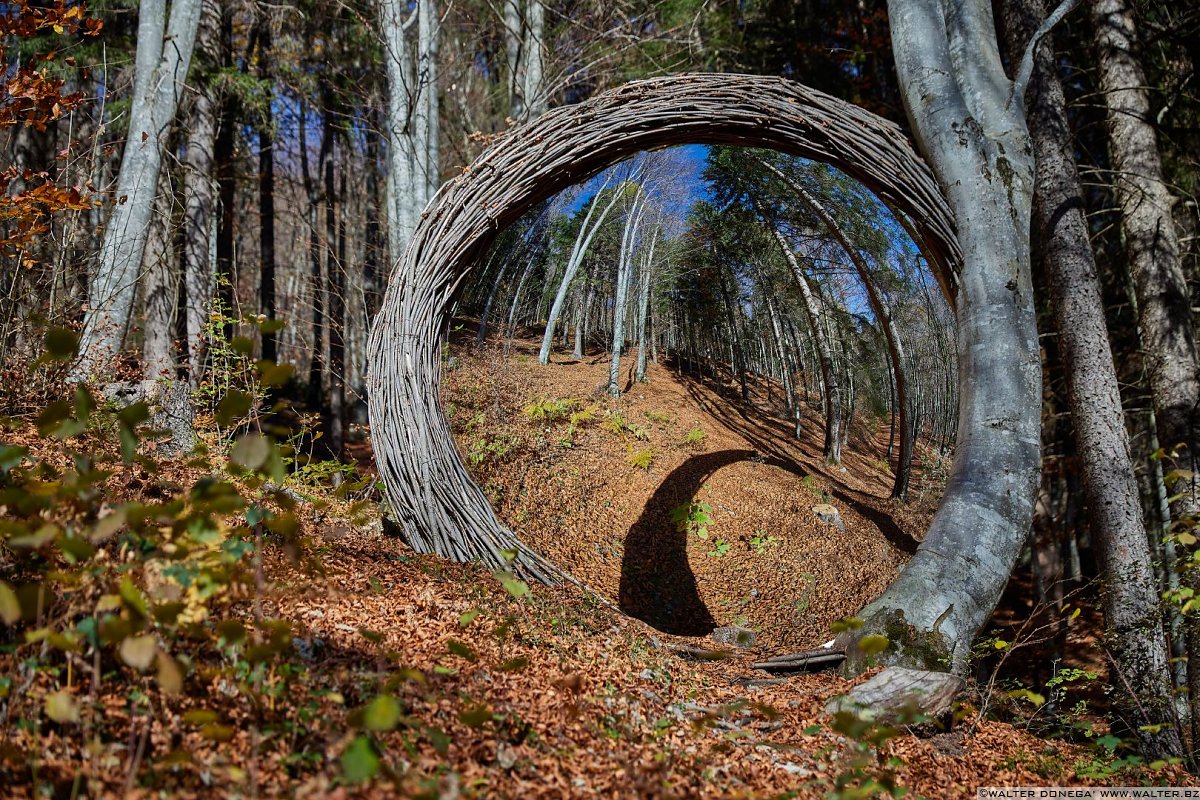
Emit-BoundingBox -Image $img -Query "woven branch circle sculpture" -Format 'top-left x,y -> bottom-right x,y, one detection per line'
366,74 -> 961,582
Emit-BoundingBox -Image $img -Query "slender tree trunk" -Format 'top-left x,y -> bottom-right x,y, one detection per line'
717,261 -> 748,401
214,86 -> 236,339
634,227 -> 658,382
181,0 -> 219,386
762,159 -> 913,493
522,0 -> 547,118
608,193 -> 644,395
301,102 -> 325,410
258,26 -> 277,362
770,225 -> 842,463
326,139 -> 346,459
380,0 -> 416,269
142,171 -> 178,378
539,178 -> 620,363
364,105 -> 384,326
503,0 -> 525,120
574,264 -> 594,358
476,253 -> 509,344
75,0 -> 203,378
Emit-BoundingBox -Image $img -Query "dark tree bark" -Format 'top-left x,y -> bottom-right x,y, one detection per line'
1091,0 -> 1200,744
142,169 -> 178,378
258,25 -> 277,363
1003,0 -> 1183,758
327,138 -> 346,459
300,101 -> 325,413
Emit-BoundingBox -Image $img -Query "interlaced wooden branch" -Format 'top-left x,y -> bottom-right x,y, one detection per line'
366,74 -> 961,582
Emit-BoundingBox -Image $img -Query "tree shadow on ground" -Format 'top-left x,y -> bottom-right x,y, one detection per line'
676,370 -> 919,557
618,449 -> 760,636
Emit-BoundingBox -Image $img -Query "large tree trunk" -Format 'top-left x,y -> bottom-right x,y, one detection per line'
770,225 -> 842,464
75,0 -> 203,378
839,0 -> 1044,676
1091,0 -> 1200,745
1002,0 -> 1183,758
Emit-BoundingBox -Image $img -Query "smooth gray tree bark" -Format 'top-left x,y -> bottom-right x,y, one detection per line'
1003,0 -> 1182,758
608,191 -> 645,395
538,177 -> 621,363
840,0 -> 1052,676
75,0 -> 203,378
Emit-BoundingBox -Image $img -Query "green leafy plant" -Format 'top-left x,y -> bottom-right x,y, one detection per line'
708,538 -> 731,557
681,425 -> 706,448
750,530 -> 779,553
468,434 -> 517,466
669,500 -> 713,540
825,706 -> 917,799
558,405 -> 599,448
523,396 -> 574,423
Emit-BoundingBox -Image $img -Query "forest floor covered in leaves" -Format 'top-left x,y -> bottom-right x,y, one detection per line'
3,330 -> 1186,797
441,331 -> 937,652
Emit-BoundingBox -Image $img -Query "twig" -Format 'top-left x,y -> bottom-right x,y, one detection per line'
1009,0 -> 1082,111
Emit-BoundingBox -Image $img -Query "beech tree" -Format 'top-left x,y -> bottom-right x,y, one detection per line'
74,0 -> 203,379
838,0 -> 1071,676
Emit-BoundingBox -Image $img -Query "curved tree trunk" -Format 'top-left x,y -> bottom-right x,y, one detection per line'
840,0 -> 1044,677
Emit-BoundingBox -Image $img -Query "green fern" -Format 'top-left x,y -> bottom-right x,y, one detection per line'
627,446 -> 654,471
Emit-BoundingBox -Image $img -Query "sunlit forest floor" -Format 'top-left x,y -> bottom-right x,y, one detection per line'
3,329 -> 1184,797
443,327 -> 935,652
